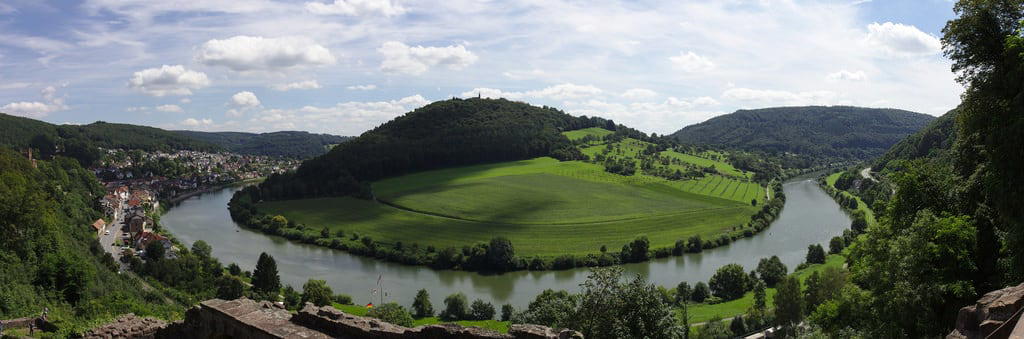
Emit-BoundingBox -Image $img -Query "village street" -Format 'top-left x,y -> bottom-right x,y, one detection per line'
99,211 -> 128,271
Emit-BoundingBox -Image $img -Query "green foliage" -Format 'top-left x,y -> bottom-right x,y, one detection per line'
441,293 -> 469,321
691,282 -> 710,303
675,282 -> 692,304
619,236 -> 650,263
500,304 -> 514,322
176,130 -> 350,159
730,315 -> 747,336
486,237 -> 516,272
301,279 -> 334,307
215,275 -> 245,300
367,302 -> 414,327
874,109 -> 960,171
191,240 -> 212,260
773,275 -> 803,335
709,263 -> 749,301
470,299 -> 496,320
412,289 -> 433,318
755,256 -> 787,287
671,106 -> 935,166
828,236 -> 845,254
282,285 -> 301,310
251,252 -> 280,300
805,244 -> 826,264
512,289 -> 578,328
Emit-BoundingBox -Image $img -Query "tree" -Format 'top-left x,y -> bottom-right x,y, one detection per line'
301,279 -> 334,307
573,267 -> 680,339
368,302 -> 414,327
270,215 -> 288,231
752,278 -> 767,311
191,240 -> 212,259
227,263 -> 242,276
686,235 -> 703,253
675,281 -> 692,304
320,227 -> 330,238
501,304 -> 514,321
850,211 -> 868,234
828,236 -> 845,254
709,263 -> 749,301
692,282 -> 710,303
440,293 -> 469,321
252,252 -> 281,300
470,299 -> 496,320
620,236 -> 650,263
513,289 -> 578,328
486,237 -> 516,272
773,275 -> 803,336
730,315 -> 747,336
144,240 -> 165,262
804,271 -> 823,315
216,275 -> 245,299
755,255 -> 788,287
412,289 -> 433,318
806,244 -> 826,264
282,285 -> 301,310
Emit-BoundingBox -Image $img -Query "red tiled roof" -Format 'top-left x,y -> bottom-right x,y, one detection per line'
91,219 -> 106,231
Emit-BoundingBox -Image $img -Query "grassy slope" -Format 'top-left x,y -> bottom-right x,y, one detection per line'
563,127 -> 613,141
333,303 -> 509,332
825,172 -> 877,226
684,254 -> 846,323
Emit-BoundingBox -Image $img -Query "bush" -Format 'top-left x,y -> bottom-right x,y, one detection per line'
301,279 -> 334,307
441,293 -> 469,321
828,236 -> 845,254
692,281 -> 710,302
755,256 -> 788,287
470,299 -> 496,320
709,263 -> 749,301
686,235 -> 703,253
806,244 -> 826,264
367,302 -> 414,327
501,304 -> 514,321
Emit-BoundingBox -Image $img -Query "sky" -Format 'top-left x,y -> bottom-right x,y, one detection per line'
0,0 -> 962,136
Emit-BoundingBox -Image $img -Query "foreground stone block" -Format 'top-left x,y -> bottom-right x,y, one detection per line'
947,283 -> 1024,339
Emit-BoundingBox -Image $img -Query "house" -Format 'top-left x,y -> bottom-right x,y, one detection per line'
101,194 -> 122,220
91,218 -> 106,236
127,211 -> 151,241
134,231 -> 173,255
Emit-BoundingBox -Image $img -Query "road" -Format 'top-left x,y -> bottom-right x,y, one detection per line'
860,167 -> 876,182
99,211 -> 129,271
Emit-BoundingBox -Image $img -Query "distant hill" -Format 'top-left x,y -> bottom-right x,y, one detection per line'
175,131 -> 351,159
0,113 -> 220,153
873,109 -> 959,171
254,97 -> 620,200
670,106 -> 935,164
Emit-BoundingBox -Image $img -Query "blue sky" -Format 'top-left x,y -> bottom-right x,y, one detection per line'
0,0 -> 961,136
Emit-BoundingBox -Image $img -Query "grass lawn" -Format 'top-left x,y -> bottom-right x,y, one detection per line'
562,127 -> 613,141
825,171 -> 877,226
258,157 -> 760,258
332,303 -> 509,332
682,254 -> 846,323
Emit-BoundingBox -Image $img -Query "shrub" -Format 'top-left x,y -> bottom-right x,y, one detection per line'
756,256 -> 788,287
500,304 -> 514,321
333,293 -> 353,305
440,293 -> 469,321
368,302 -> 414,327
412,289 -> 433,318
692,281 -> 710,302
301,279 -> 334,307
709,263 -> 749,301
470,299 -> 496,320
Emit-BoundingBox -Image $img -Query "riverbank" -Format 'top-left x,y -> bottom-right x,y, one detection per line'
164,177 -> 265,205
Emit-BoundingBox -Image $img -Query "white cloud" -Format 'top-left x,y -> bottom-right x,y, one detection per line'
378,41 -> 478,75
249,94 -> 430,134
669,51 -> 715,73
827,70 -> 867,81
305,0 -> 405,16
722,87 -> 838,106
346,84 -> 377,90
231,91 -> 261,107
156,104 -> 183,112
196,36 -> 336,72
128,65 -> 210,96
503,69 -> 547,80
272,80 -> 322,91
462,83 -> 603,100
864,22 -> 942,57
621,88 -> 658,100
692,96 -> 720,106
179,98 -> 192,104
1,86 -> 68,118
182,117 -> 213,127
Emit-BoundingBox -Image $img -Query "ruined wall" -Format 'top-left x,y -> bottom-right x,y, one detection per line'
83,298 -> 582,339
947,282 -> 1024,339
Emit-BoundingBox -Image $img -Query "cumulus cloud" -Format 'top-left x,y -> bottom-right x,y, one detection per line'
669,51 -> 715,72
249,94 -> 430,134
182,117 -> 213,127
1,86 -> 68,118
156,104 -> 183,112
621,88 -> 658,100
128,65 -> 210,96
462,83 -> 603,100
231,91 -> 261,107
503,69 -> 547,80
272,80 -> 322,91
305,0 -> 405,16
346,84 -> 377,90
196,36 -> 336,72
378,41 -> 478,75
864,22 -> 942,57
722,87 -> 838,106
827,70 -> 867,81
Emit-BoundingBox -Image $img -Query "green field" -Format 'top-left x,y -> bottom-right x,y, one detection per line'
258,156 -> 761,258
563,127 -> 613,141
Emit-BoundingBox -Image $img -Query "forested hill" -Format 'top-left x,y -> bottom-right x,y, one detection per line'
873,109 -> 959,171
254,97 -> 628,200
670,106 -> 935,163
0,112 -> 221,154
175,130 -> 351,159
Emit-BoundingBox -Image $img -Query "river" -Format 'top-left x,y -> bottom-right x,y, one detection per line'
162,178 -> 850,309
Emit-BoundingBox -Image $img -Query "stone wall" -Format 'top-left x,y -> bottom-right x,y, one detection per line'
83,298 -> 582,339
947,282 -> 1024,339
